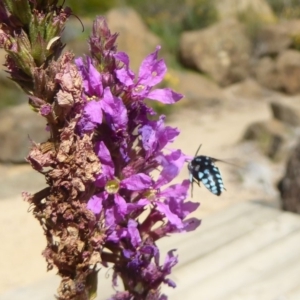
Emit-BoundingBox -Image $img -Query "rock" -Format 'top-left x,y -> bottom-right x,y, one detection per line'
0,104 -> 47,163
276,50 -> 300,94
223,78 -> 273,101
179,19 -> 251,86
253,57 -> 281,91
243,119 -> 290,160
106,7 -> 161,72
215,0 -> 276,23
241,161 -> 277,197
278,141 -> 300,213
270,100 -> 300,127
254,48 -> 300,94
254,20 -> 300,57
170,70 -> 224,107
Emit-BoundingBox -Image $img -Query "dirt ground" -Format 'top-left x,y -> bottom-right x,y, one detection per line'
0,94 -> 285,295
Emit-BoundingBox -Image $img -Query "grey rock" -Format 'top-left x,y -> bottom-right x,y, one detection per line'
241,161 -> 277,197
215,0 -> 276,23
278,141 -> 300,214
254,19 -> 300,57
254,48 -> 300,94
224,78 -> 273,101
180,19 -> 251,86
171,70 -> 224,107
243,119 -> 290,160
276,50 -> 300,94
253,57 -> 281,91
271,101 -> 300,127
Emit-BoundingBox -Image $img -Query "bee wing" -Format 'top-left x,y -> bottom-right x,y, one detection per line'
210,157 -> 242,169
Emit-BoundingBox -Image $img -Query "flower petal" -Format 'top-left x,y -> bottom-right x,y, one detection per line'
114,194 -> 127,217
156,150 -> 187,186
127,199 -> 149,214
127,219 -> 142,247
75,56 -> 103,96
87,192 -> 105,214
139,116 -> 179,158
162,180 -> 199,219
114,52 -> 135,86
101,87 -> 128,132
155,202 -> 183,229
138,46 -> 166,87
95,141 -> 115,186
139,124 -> 157,157
77,100 -> 103,133
147,88 -> 183,104
181,218 -> 201,232
121,173 -> 152,191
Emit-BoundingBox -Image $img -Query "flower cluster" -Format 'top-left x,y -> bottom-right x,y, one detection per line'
73,17 -> 201,299
0,1 -> 201,299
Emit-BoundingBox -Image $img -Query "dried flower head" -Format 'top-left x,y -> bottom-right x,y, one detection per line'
1,3 -> 201,298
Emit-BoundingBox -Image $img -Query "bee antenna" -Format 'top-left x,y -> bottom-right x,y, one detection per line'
71,13 -> 85,32
194,143 -> 202,156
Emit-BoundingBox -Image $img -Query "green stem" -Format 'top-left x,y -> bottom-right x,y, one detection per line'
74,269 -> 98,300
86,269 -> 98,300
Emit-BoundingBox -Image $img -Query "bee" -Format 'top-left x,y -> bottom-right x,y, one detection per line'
188,145 -> 226,197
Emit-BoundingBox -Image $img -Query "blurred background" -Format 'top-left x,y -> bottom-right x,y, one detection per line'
2,0 -> 300,299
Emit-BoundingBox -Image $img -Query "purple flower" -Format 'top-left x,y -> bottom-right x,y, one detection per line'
155,149 -> 188,186
87,141 -> 152,227
112,245 -> 178,298
139,115 -> 180,158
158,180 -> 201,233
77,86 -> 128,134
115,46 -> 183,104
75,56 -> 103,97
74,19 -> 200,299
77,100 -> 103,132
163,180 -> 199,220
40,104 -> 52,116
139,179 -> 200,237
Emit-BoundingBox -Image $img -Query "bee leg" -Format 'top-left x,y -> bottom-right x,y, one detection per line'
191,178 -> 200,198
194,179 -> 200,187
